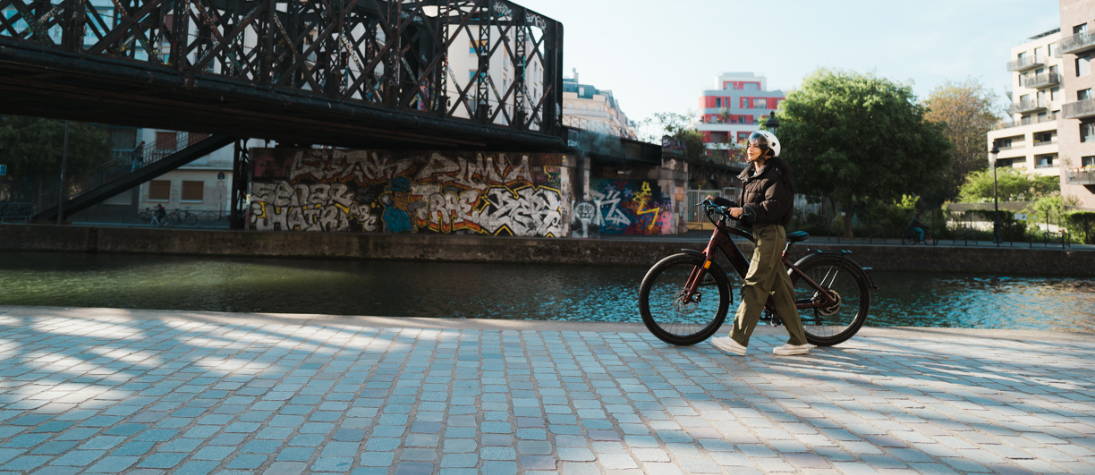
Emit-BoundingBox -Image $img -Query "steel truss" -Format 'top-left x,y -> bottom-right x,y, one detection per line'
0,0 -> 563,141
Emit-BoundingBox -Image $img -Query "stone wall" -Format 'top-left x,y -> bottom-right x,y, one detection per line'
1,225 -> 1092,276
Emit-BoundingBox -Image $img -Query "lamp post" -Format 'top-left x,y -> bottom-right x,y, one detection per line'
990,146 -> 1000,245
765,111 -> 780,133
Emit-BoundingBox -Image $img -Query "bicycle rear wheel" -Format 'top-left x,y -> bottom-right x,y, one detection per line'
639,253 -> 731,346
790,254 -> 870,346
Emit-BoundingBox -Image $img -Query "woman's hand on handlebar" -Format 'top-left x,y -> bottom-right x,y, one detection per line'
727,207 -> 744,219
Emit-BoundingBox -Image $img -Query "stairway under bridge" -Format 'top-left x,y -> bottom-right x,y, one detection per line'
0,0 -> 565,221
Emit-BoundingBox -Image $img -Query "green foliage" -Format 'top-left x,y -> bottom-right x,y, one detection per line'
1065,211 -> 1095,244
1023,194 -> 1074,226
956,168 -> 1059,202
638,112 -> 705,163
777,70 -> 951,236
922,80 -> 1002,203
0,116 -> 111,181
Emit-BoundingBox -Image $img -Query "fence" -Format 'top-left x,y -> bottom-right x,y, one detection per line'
791,206 -> 1078,249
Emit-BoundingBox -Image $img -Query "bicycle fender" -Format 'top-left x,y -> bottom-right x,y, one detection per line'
791,253 -> 878,290
677,249 -> 706,259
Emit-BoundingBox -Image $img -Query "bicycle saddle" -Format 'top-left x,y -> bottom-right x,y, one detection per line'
787,231 -> 810,242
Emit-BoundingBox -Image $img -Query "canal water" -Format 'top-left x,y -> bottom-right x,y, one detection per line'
0,251 -> 1092,331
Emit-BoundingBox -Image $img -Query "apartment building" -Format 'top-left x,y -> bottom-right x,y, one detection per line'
1057,0 -> 1095,209
562,71 -> 637,139
696,72 -> 784,162
987,29 -> 1064,178
988,0 -> 1095,210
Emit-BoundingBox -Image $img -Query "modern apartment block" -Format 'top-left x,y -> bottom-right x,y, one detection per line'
696,72 -> 784,162
987,29 -> 1064,178
562,71 -> 637,139
1057,0 -> 1095,209
988,0 -> 1095,211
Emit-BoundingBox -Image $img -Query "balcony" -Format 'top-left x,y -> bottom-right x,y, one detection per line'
1009,99 -> 1047,114
1063,98 -> 1095,119
1065,167 -> 1095,184
1059,32 -> 1095,55
1025,72 -> 1060,89
1007,55 -> 1045,71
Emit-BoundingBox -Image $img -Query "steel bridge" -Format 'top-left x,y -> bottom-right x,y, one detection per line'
0,0 -> 564,151
0,0 -> 565,222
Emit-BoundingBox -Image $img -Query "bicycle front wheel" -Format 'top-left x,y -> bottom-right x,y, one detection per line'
790,254 -> 870,346
639,253 -> 731,346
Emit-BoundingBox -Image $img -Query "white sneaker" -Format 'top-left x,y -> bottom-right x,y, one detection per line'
773,343 -> 815,356
710,336 -> 747,356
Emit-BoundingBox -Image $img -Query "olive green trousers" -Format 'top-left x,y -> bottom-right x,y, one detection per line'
730,224 -> 809,347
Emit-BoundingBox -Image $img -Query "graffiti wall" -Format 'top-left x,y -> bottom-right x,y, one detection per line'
248,149 -> 571,237
574,178 -> 675,235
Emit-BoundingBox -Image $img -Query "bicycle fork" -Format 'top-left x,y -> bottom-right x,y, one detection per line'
681,227 -> 732,303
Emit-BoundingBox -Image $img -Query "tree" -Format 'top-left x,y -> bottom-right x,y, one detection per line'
0,116 -> 111,204
637,112 -> 705,162
922,80 -> 1002,203
957,168 -> 1059,202
777,70 -> 951,236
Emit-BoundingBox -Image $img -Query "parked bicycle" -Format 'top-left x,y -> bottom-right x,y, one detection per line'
639,199 -> 877,347
164,208 -> 198,227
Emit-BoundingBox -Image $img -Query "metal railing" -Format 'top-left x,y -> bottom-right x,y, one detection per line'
1063,98 -> 1095,119
1007,55 -> 1045,71
994,112 -> 1058,129
1065,167 -> 1095,184
1060,32 -> 1095,55
1009,98 -> 1048,114
1025,72 -> 1060,89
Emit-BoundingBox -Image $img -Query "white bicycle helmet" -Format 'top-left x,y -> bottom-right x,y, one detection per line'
748,130 -> 781,157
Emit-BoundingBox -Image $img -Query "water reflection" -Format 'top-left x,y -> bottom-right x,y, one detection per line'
0,252 -> 1091,331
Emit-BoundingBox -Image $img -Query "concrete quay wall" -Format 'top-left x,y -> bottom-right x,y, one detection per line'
1,224 -> 1092,276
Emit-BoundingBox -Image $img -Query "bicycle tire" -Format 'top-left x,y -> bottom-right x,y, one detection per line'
790,254 -> 870,346
639,252 -> 731,346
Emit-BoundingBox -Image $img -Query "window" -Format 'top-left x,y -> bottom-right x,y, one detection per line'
1079,88 -> 1092,101
181,181 -> 204,201
1048,43 -> 1055,57
1035,154 -> 1056,168
995,138 -> 1012,149
1081,119 -> 1095,142
1076,52 -> 1092,77
1082,156 -> 1095,167
715,97 -> 722,108
1034,131 -> 1054,145
1051,86 -> 1060,101
148,180 -> 170,200
1074,23 -> 1088,35
155,131 -> 177,150
995,159 -> 1014,168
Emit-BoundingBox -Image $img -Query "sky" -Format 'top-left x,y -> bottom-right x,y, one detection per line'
517,0 -> 1060,132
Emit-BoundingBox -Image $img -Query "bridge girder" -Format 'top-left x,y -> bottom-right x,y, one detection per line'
0,0 -> 565,151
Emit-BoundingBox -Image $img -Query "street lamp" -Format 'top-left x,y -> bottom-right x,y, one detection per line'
990,146 -> 1000,245
765,111 -> 780,133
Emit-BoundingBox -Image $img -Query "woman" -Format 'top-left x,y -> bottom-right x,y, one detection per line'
709,130 -> 813,356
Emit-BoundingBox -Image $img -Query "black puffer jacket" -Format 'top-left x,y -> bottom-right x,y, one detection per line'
737,158 -> 794,226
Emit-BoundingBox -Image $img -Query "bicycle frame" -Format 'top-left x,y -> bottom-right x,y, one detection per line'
681,214 -> 838,313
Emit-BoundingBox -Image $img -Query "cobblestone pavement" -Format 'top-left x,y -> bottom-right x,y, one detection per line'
0,306 -> 1092,475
